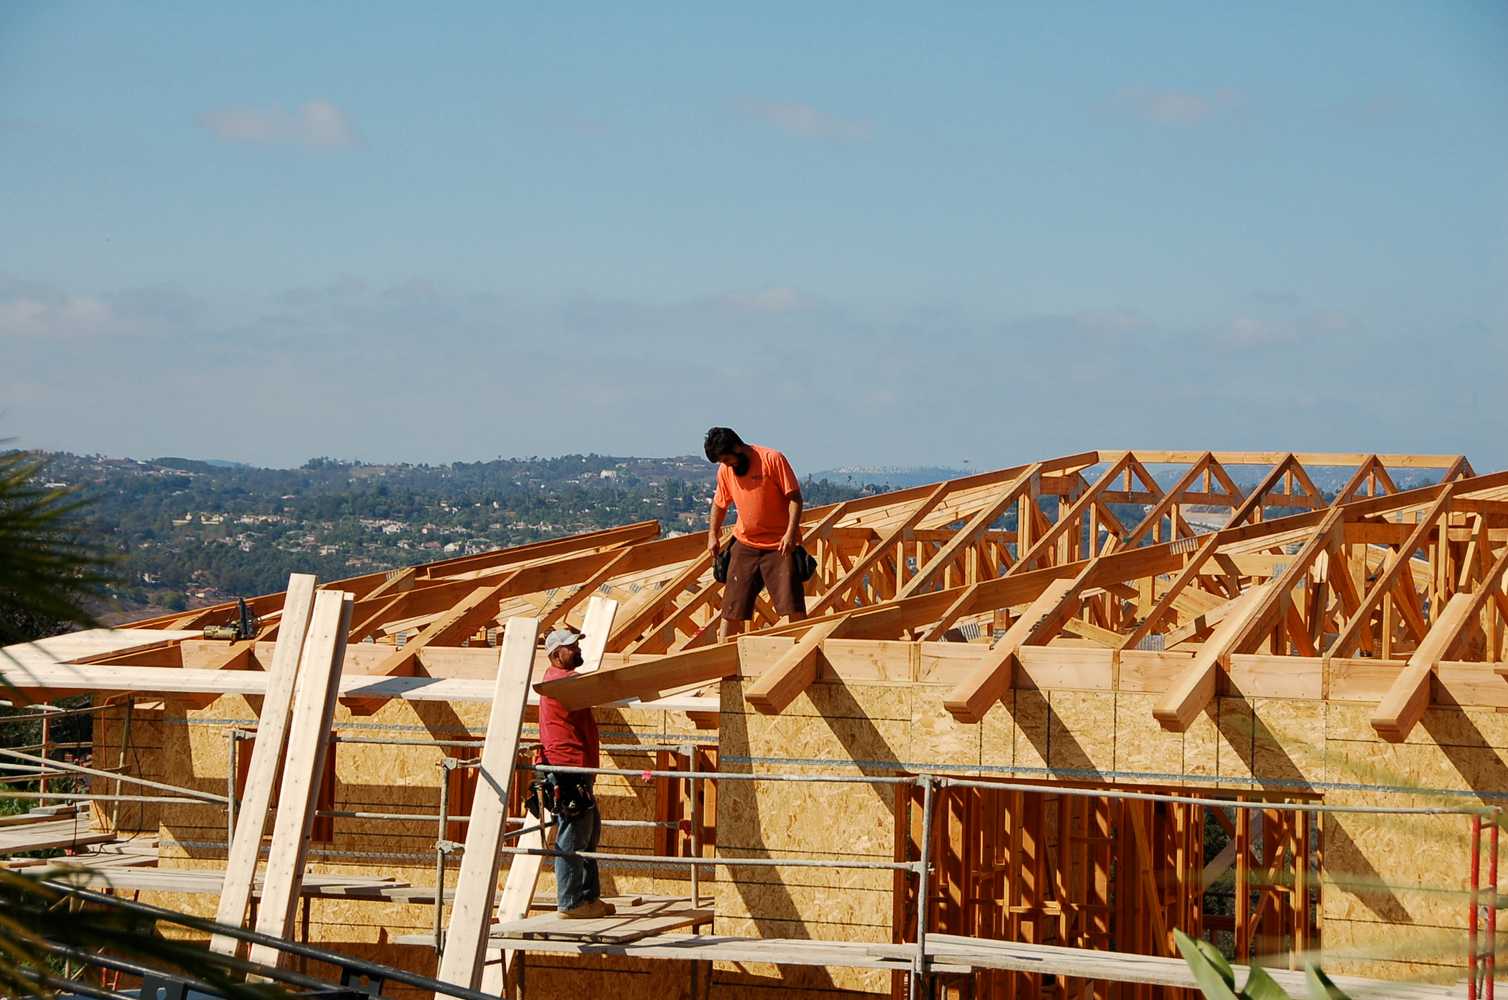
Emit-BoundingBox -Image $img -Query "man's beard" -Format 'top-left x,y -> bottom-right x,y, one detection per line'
731,452 -> 750,476
563,648 -> 584,669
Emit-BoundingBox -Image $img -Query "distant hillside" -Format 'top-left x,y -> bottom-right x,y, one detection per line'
20,450 -> 866,620
811,466 -> 969,490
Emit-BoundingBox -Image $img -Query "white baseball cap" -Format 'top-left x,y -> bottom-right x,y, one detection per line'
543,627 -> 584,656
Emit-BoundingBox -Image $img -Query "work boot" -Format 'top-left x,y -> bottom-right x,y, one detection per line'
561,898 -> 612,919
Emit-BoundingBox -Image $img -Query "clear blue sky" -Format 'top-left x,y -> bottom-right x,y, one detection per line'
4,3 -> 1505,472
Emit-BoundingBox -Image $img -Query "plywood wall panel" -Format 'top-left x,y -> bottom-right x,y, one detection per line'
1112,691 -> 1182,784
978,693 -> 1016,774
1047,690 -> 1116,778
1251,697 -> 1326,789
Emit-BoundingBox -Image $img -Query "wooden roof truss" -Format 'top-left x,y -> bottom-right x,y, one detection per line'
34,449 -> 1508,746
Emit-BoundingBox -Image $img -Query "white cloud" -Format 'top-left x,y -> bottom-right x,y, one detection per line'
0,292 -> 113,338
742,101 -> 871,140
197,100 -> 360,148
1115,88 -> 1236,126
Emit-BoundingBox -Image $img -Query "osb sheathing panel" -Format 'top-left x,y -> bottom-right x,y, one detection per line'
1319,917 -> 1466,983
716,768 -> 896,858
1250,696 -> 1326,790
978,692 -> 1015,773
149,693 -> 677,935
1012,689 -> 1049,772
910,686 -> 980,770
1183,697 -> 1254,786
1322,811 -> 1481,928
708,975 -> 882,1000
716,881 -> 892,929
1111,691 -> 1181,784
89,705 -> 167,833
717,847 -> 893,892
743,718 -> 909,772
1046,690 -> 1116,779
511,956 -> 698,1000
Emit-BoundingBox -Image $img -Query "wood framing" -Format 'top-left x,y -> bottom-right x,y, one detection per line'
209,573 -> 319,956
436,617 -> 540,990
246,589 -> 352,971
17,448 -> 1508,1000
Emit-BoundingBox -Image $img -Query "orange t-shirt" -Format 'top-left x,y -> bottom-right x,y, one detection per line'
713,444 -> 802,550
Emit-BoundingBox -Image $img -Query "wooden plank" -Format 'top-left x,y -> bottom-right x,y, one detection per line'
436,617 -> 541,991
492,897 -> 712,943
0,818 -> 114,855
1152,582 -> 1274,732
1371,590 -> 1483,742
245,590 -> 352,971
534,641 -> 738,711
576,596 -> 618,674
942,578 -> 1078,722
209,573 -> 319,957
743,614 -> 853,714
482,802 -> 553,997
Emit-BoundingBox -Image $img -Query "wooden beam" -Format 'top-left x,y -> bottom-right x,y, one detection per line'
605,549 -> 720,653
368,575 -> 519,678
1152,582 -> 1273,732
416,520 -> 659,580
810,482 -> 951,615
484,800 -> 553,996
535,640 -> 740,711
537,605 -> 902,711
1329,487 -> 1455,657
436,617 -> 540,990
577,596 -> 618,674
942,578 -> 1079,723
1121,452 -> 1213,548
1372,548 -> 1508,741
1370,592 -> 1477,742
1010,455 -> 1143,574
898,466 -> 1041,598
1230,508 -> 1343,655
744,614 -> 854,714
539,549 -> 632,629
209,573 -> 318,958
246,590 -> 352,971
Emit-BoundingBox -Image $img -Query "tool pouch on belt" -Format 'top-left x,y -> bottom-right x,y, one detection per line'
526,750 -> 593,819
553,776 -> 594,819
793,544 -> 817,583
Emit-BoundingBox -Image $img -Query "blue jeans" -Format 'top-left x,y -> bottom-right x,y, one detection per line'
554,801 -> 601,911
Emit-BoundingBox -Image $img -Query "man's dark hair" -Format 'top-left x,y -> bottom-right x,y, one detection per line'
703,426 -> 745,463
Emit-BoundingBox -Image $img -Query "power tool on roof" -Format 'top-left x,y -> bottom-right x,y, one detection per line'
203,598 -> 259,641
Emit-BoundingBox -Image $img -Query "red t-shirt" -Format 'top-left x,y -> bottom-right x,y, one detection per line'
537,664 -> 600,769
713,444 -> 802,550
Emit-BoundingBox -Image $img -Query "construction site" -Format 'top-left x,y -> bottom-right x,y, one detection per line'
5,448 -> 1508,1000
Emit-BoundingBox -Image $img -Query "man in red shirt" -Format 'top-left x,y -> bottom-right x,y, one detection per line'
536,627 -> 613,918
704,426 -> 806,641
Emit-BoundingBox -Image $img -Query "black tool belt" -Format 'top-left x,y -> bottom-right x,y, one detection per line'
526,752 -> 595,820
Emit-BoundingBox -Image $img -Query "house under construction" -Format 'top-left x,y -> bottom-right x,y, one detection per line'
4,448 -> 1506,999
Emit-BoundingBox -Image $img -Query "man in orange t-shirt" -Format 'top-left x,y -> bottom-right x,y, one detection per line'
704,426 -> 806,640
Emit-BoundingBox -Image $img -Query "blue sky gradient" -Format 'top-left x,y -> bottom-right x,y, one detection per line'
4,3 -> 1505,471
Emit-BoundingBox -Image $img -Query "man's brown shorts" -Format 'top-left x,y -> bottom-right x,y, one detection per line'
721,540 -> 806,622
